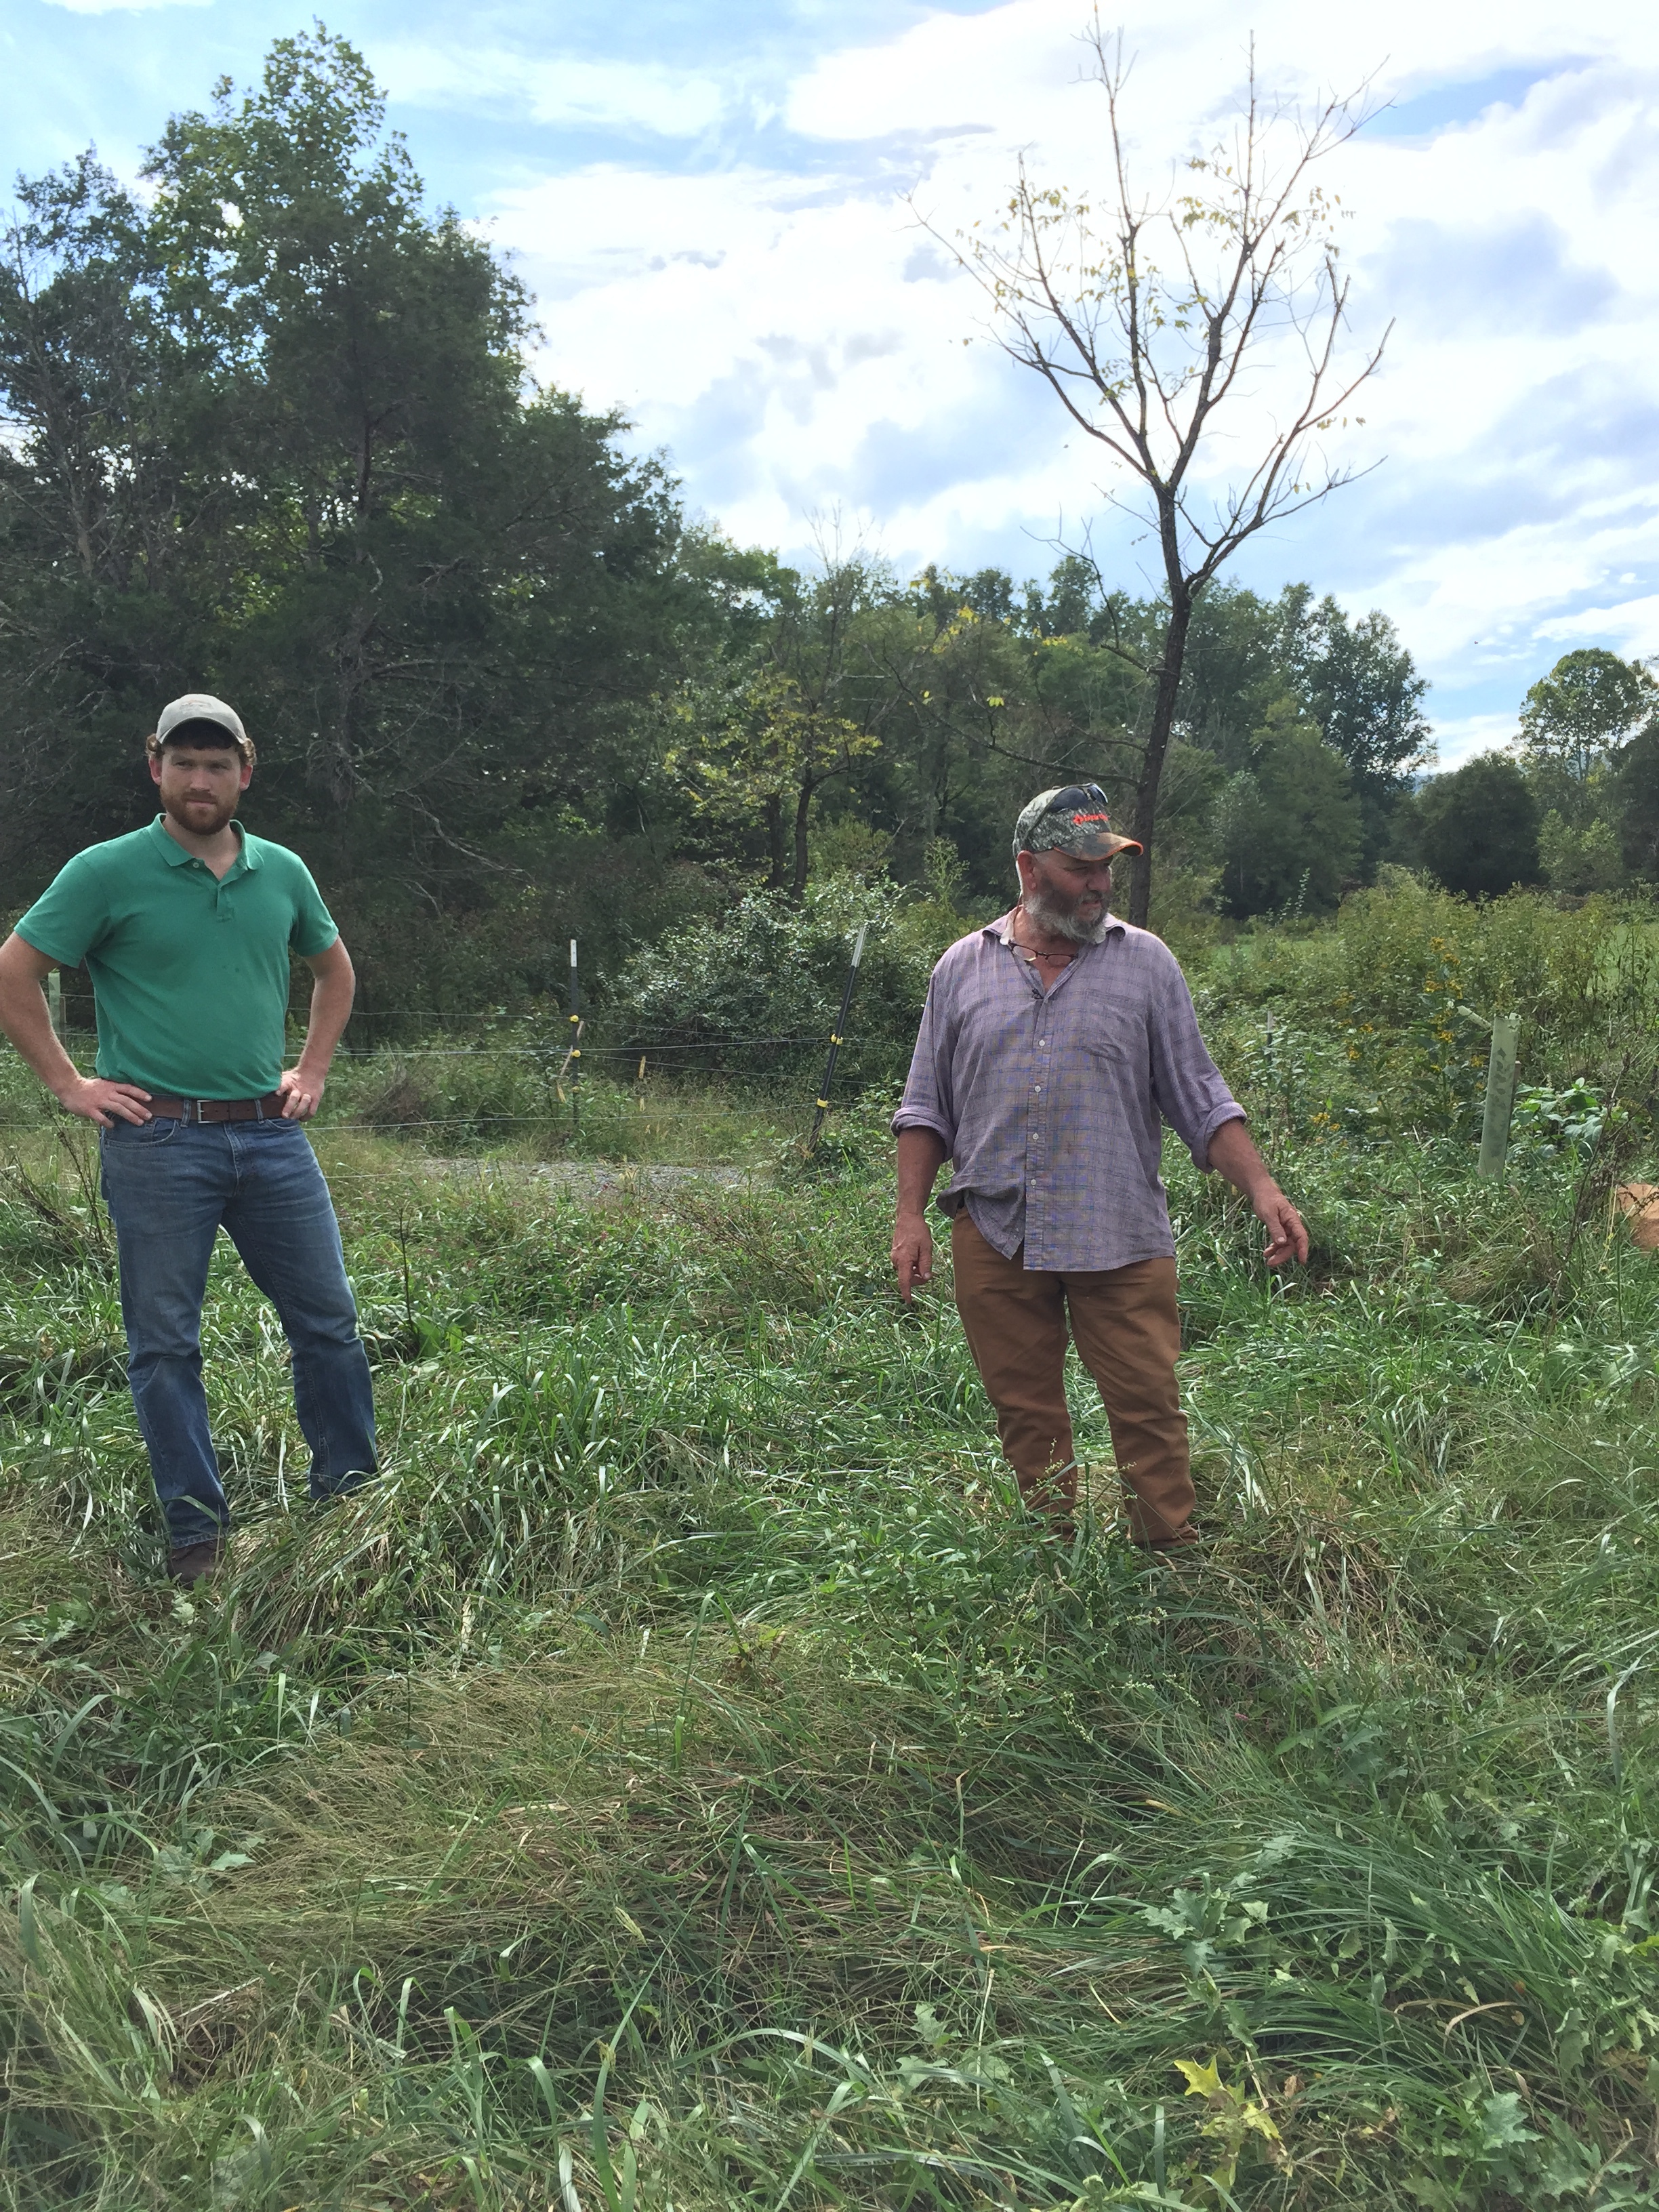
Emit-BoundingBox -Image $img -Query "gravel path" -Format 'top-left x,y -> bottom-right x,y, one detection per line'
434,1160 -> 762,1194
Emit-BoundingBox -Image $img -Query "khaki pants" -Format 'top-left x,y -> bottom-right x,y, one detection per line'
950,1210 -> 1197,1544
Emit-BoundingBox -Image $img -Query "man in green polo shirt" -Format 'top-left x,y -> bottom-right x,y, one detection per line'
0,693 -> 375,1585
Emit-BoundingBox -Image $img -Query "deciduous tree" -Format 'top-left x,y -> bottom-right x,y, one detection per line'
1518,650 -> 1656,787
939,23 -> 1387,925
1216,700 -> 1361,918
1275,587 -> 1431,865
0,30 -> 707,1001
1416,754 -> 1541,899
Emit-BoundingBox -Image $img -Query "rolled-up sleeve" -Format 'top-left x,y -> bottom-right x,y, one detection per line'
1149,964 -> 1245,1169
892,972 -> 958,1149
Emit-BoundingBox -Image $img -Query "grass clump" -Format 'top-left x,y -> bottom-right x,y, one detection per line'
5,926 -> 1659,2203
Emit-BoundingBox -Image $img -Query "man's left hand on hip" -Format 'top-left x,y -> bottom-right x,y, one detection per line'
276,1067 -> 324,1120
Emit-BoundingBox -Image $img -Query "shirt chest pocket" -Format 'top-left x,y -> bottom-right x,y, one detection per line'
1078,1002 -> 1149,1074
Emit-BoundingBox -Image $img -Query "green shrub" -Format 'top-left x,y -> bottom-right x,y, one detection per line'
1200,881 -> 1659,1141
1328,880 -> 1617,1037
605,870 -> 946,1090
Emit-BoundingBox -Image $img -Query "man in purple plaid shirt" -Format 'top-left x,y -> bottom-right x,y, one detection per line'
891,784 -> 1307,1549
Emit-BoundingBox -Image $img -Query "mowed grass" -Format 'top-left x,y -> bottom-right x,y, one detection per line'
3,1099 -> 1659,2208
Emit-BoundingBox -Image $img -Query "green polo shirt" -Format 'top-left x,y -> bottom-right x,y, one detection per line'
15,817 -> 338,1099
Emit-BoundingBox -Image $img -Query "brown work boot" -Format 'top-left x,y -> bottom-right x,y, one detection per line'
168,1537 -> 225,1587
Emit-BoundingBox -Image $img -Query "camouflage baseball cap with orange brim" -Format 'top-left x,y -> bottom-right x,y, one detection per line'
1013,784 -> 1143,863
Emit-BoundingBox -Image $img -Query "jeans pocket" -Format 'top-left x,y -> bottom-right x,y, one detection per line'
102,1115 -> 182,1152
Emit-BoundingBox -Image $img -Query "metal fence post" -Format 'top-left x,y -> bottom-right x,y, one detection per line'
45,969 -> 63,1044
569,939 -> 581,1140
1477,1013 -> 1520,1179
806,922 -> 868,1154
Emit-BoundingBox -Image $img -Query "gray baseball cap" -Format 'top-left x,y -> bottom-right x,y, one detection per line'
1014,783 -> 1142,863
153,692 -> 254,762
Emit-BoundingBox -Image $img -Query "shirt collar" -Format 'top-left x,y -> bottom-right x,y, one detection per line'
148,815 -> 257,871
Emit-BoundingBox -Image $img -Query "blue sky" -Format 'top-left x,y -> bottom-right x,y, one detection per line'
6,0 -> 1659,765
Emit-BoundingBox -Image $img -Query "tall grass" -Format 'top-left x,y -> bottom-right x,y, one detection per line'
4,891 -> 1659,2206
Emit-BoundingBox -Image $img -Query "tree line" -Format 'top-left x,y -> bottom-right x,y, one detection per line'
1408,653 -> 1659,902
0,30 -> 1645,1019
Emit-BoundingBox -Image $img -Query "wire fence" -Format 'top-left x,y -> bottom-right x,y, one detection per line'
331,1039 -> 825,1060
0,1061 -> 837,1172
25,953 -> 882,1170
53,989 -> 825,1058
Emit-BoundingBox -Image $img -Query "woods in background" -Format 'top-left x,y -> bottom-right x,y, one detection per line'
2,29 -> 1656,1020
0,28 -> 725,1009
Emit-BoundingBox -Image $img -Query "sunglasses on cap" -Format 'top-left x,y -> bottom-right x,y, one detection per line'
1041,782 -> 1114,821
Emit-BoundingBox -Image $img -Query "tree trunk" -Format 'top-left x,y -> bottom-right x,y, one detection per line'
321,600 -> 376,806
1126,586 -> 1193,930
790,771 -> 813,902
918,750 -> 940,851
356,415 -> 374,517
763,792 -> 787,890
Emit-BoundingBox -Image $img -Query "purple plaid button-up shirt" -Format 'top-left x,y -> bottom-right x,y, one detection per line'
893,910 -> 1244,1271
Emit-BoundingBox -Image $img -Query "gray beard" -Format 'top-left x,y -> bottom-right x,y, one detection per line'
1022,886 -> 1111,945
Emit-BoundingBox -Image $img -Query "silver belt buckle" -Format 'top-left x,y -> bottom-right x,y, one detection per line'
192,1098 -> 209,1125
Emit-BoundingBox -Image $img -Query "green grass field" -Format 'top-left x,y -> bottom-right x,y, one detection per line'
6,884 -> 1659,2209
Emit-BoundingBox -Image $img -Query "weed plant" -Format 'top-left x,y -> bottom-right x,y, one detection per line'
5,899 -> 1659,2205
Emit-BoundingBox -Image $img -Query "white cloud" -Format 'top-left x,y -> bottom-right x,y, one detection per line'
380,45 -> 724,136
43,0 -> 209,12
783,0 -> 1638,150
785,0 -> 1097,145
1424,713 -> 1519,773
493,159 -> 1034,558
1536,593 -> 1659,659
1338,494 -> 1659,676
469,0 -> 1659,724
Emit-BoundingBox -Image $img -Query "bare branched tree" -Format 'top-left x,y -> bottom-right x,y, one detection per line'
928,21 -> 1389,925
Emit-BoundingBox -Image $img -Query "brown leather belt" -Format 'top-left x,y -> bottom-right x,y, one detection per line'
141,1091 -> 288,1125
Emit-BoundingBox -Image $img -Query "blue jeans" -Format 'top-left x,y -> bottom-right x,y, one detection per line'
99,1114 -> 376,1549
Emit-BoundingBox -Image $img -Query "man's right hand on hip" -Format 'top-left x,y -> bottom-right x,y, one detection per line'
56,1077 -> 152,1128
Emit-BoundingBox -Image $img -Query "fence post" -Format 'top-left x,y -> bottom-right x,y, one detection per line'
1477,1012 -> 1520,1180
569,939 -> 581,1140
806,922 -> 869,1155
45,969 -> 63,1044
